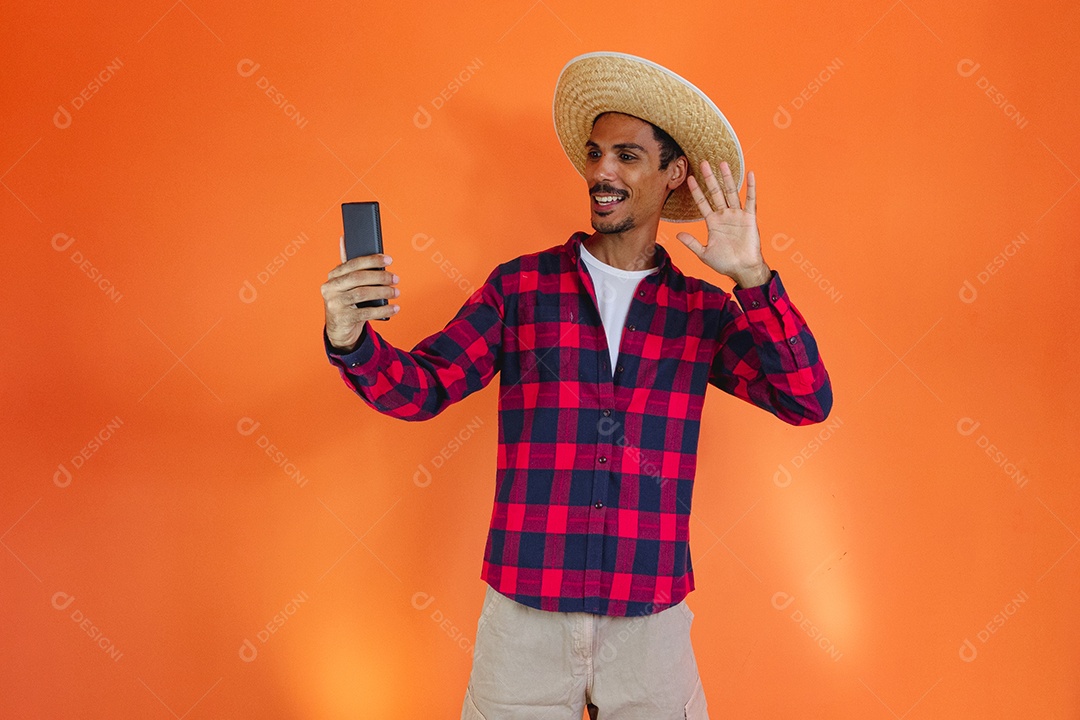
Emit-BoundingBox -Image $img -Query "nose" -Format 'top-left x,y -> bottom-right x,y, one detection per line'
588,152 -> 618,184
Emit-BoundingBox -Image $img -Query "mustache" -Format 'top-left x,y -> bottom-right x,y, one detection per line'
589,184 -> 627,198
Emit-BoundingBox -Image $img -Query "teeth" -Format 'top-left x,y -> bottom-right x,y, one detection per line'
594,195 -> 622,204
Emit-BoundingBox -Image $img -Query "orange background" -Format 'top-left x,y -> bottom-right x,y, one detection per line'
3,1 -> 1078,717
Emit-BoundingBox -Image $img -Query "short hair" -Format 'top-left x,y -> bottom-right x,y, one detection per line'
649,123 -> 685,171
592,112 -> 686,171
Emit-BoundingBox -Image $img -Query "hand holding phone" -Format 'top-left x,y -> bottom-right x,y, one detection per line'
320,202 -> 400,353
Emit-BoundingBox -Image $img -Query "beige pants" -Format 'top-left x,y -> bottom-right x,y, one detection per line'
461,585 -> 709,719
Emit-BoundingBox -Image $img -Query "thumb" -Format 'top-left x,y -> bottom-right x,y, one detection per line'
339,234 -> 347,264
676,232 -> 705,257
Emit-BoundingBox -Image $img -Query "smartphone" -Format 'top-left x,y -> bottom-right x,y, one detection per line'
341,201 -> 387,312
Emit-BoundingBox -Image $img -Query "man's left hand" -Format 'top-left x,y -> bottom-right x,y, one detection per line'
676,160 -> 771,289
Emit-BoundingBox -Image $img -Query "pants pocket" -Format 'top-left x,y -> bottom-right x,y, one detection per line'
678,600 -> 695,626
683,677 -> 709,719
477,585 -> 500,628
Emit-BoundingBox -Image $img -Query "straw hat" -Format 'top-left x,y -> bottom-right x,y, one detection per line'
552,51 -> 744,223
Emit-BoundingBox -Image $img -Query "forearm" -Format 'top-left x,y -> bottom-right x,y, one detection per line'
324,282 -> 504,421
713,271 -> 832,424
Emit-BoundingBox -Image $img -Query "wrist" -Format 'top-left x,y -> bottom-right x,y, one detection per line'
325,324 -> 363,355
732,264 -> 771,289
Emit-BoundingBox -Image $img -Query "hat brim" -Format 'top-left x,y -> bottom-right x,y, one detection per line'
553,51 -> 744,223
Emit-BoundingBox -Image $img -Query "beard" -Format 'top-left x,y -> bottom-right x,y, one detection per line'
591,213 -> 635,234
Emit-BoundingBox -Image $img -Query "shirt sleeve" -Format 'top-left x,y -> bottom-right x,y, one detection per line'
324,268 -> 505,421
708,270 -> 832,425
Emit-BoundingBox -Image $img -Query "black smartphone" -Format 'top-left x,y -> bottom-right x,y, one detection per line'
341,201 -> 387,312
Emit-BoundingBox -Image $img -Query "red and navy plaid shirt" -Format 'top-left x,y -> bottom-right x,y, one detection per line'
324,231 -> 831,616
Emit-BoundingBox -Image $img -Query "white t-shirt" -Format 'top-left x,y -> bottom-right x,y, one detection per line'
578,242 -> 659,370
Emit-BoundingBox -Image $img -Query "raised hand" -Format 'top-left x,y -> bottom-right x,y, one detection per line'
676,160 -> 771,289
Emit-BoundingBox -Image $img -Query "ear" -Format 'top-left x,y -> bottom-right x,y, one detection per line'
667,155 -> 689,191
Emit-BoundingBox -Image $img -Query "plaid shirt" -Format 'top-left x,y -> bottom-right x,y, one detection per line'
325,232 -> 832,616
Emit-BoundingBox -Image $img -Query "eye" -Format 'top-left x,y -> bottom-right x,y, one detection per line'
619,153 -> 636,161
586,149 -> 600,159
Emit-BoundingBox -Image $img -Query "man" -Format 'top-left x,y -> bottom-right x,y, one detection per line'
321,52 -> 831,719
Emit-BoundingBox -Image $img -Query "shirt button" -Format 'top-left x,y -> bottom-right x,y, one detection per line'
598,456 -> 607,464
627,325 -> 636,332
616,365 -> 623,374
789,336 -> 798,344
638,290 -> 645,297
770,295 -> 778,302
602,409 -> 611,417
751,301 -> 760,308
594,501 -> 604,509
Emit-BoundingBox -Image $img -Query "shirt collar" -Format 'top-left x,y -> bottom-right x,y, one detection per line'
565,232 -> 673,281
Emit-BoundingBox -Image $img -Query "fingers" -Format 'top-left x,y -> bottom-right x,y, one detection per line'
699,160 -> 729,209
685,174 -> 716,219
718,161 -> 741,209
322,277 -> 400,330
358,302 -> 400,322
322,268 -> 399,301
693,160 -> 745,213
321,245 -> 399,313
339,234 -> 347,264
334,283 -> 400,311
745,170 -> 756,216
675,231 -> 705,256
327,252 -> 393,281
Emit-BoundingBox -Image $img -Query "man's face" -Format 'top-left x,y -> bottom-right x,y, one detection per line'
584,112 -> 685,235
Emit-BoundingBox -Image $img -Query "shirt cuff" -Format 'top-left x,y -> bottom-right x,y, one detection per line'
324,323 -> 376,373
732,269 -> 784,311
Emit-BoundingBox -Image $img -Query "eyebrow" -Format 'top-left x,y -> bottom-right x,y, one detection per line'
585,140 -> 648,152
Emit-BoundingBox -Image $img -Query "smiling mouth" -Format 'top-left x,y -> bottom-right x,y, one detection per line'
592,194 -> 626,212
